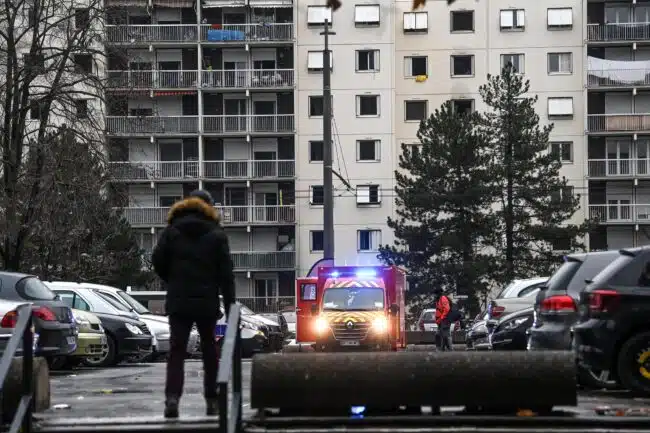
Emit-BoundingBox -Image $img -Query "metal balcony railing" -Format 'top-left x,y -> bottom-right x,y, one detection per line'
202,114 -> 294,134
202,159 -> 295,179
587,114 -> 650,133
200,23 -> 293,43
230,251 -> 295,270
105,116 -> 199,135
118,205 -> 296,226
201,69 -> 294,89
589,203 -> 650,223
106,24 -> 199,44
587,69 -> 650,88
108,161 -> 199,180
107,70 -> 198,89
585,158 -> 650,177
587,22 -> 650,42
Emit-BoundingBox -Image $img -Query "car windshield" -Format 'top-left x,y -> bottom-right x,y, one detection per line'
546,260 -> 582,291
95,291 -> 131,312
322,287 -> 384,311
117,291 -> 151,314
421,311 -> 434,321
237,303 -> 255,315
17,277 -> 57,301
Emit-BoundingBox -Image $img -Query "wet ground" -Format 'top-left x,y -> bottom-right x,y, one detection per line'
36,360 -> 650,421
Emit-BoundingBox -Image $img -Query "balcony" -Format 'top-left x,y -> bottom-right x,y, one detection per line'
109,159 -> 295,180
231,251 -> 295,271
587,114 -> 650,133
587,22 -> 650,43
201,69 -> 294,90
200,23 -> 293,44
119,205 -> 296,227
107,71 -> 198,89
589,203 -> 650,223
588,69 -> 650,89
587,159 -> 650,177
106,116 -> 199,135
106,25 -> 199,45
202,115 -> 294,134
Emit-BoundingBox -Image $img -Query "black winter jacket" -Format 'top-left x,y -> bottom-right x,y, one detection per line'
152,197 -> 235,319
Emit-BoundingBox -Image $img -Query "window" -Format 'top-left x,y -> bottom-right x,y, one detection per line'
405,56 -> 427,77
29,100 -> 42,120
26,6 -> 35,27
356,50 -> 380,72
551,141 -> 573,163
551,237 -> 572,251
357,140 -> 380,162
73,54 -> 92,74
75,8 -> 89,30
310,230 -> 324,252
307,6 -> 332,26
75,100 -> 88,119
309,95 -> 324,117
451,10 -> 474,32
300,283 -> 317,301
548,52 -> 572,74
24,53 -> 45,74
160,196 -> 181,207
16,277 -> 57,301
56,291 -> 91,311
548,97 -> 573,117
405,100 -> 427,121
500,9 -> 525,31
307,51 -> 333,72
356,185 -> 381,204
551,186 -> 574,204
355,5 -> 380,26
451,55 -> 473,77
357,229 -> 381,251
500,53 -> 524,73
310,185 -> 324,205
403,12 -> 428,32
451,99 -> 474,116
356,95 -> 379,116
310,140 -> 323,162
547,8 -> 572,29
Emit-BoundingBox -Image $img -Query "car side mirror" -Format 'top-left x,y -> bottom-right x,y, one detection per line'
310,304 -> 318,315
54,294 -> 61,301
539,285 -> 548,291
390,303 -> 399,316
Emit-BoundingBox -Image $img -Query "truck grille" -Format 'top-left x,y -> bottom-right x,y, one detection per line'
138,323 -> 151,335
331,322 -> 370,340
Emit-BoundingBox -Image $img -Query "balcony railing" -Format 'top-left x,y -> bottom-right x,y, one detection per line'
587,22 -> 650,42
587,114 -> 650,133
230,251 -> 295,270
588,69 -> 650,88
201,23 -> 293,43
202,160 -> 295,179
107,70 -> 198,89
589,203 -> 650,223
201,69 -> 294,89
119,205 -> 296,226
586,158 -> 650,177
106,24 -> 199,44
106,116 -> 199,135
109,161 -> 199,180
202,115 -> 294,134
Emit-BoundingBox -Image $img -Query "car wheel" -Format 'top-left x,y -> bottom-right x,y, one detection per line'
82,334 -> 116,368
616,331 -> 650,396
47,356 -> 67,370
577,365 -> 619,390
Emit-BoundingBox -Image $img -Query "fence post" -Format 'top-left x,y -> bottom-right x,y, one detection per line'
21,307 -> 33,433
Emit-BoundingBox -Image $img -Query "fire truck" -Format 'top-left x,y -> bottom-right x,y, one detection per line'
295,266 -> 406,351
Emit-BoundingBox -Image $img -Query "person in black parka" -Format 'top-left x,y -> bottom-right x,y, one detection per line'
152,189 -> 235,418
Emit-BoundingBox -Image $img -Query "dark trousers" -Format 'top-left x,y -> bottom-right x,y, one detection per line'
437,326 -> 453,351
166,315 -> 219,399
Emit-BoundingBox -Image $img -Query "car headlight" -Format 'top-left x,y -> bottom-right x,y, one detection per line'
125,323 -> 143,335
314,317 -> 329,334
240,321 -> 258,331
500,317 -> 528,332
98,324 -> 105,333
372,316 -> 389,333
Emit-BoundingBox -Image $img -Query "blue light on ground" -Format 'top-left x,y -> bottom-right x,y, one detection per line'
351,406 -> 366,416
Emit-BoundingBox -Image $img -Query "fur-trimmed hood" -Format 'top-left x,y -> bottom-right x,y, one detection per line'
167,197 -> 220,224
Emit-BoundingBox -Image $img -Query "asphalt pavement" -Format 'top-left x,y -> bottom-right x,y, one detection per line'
35,359 -> 650,421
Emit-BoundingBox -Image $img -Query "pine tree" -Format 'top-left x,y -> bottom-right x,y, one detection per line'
378,101 -> 498,314
480,64 -> 592,282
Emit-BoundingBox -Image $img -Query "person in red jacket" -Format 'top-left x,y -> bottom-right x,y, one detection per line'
434,288 -> 453,351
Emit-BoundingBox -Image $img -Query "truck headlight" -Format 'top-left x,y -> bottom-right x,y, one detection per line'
372,317 -> 388,333
125,323 -> 143,335
314,317 -> 329,334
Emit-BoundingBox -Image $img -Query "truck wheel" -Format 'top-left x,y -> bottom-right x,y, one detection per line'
577,365 -> 619,390
616,331 -> 650,396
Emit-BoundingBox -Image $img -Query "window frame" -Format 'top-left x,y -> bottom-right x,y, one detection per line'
356,94 -> 380,117
547,97 -> 574,118
404,55 -> 428,77
451,54 -> 474,77
500,53 -> 525,74
355,4 -> 380,27
499,9 -> 525,31
356,139 -> 381,162
403,11 -> 428,32
310,185 -> 324,205
547,52 -> 573,75
75,99 -> 89,119
450,10 -> 474,33
307,50 -> 333,72
550,141 -> 573,163
356,49 -> 380,72
451,99 -> 474,115
404,100 -> 428,122
357,229 -> 382,252
310,230 -> 324,252
547,7 -> 573,30
309,95 -> 324,117
356,184 -> 382,205
307,5 -> 333,26
309,140 -> 324,162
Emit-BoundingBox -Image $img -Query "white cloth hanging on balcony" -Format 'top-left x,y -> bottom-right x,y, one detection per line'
588,56 -> 650,83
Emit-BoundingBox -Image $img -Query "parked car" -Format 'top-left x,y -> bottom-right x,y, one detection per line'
529,250 -> 620,389
575,247 -> 650,396
488,307 -> 534,351
486,277 -> 548,320
465,312 -> 490,350
281,309 -> 297,339
46,284 -> 154,367
417,309 -> 439,332
0,273 -> 77,361
50,309 -> 107,369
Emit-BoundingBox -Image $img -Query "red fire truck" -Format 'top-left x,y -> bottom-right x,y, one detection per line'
295,266 -> 406,351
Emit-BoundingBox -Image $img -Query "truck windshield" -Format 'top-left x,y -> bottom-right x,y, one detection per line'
322,287 -> 384,311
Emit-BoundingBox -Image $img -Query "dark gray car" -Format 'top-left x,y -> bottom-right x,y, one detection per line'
528,250 -> 620,388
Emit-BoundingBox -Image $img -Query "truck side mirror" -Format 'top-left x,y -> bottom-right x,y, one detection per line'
311,304 -> 318,315
390,303 -> 399,316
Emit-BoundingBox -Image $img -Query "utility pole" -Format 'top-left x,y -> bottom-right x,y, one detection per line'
321,19 -> 335,263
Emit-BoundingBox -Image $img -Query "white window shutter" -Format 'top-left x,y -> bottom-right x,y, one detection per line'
308,52 -> 323,69
370,230 -> 381,250
376,185 -> 382,201
548,97 -> 573,116
500,10 -> 513,27
357,186 -> 370,204
403,13 -> 415,30
415,13 -> 427,29
323,7 -> 332,23
516,10 -> 525,27
308,7 -> 321,24
309,186 -> 315,203
356,5 -> 379,23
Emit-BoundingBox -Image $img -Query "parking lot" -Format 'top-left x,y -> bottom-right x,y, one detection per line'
34,359 -> 650,421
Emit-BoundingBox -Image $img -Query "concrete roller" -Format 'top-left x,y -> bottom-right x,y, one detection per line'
251,351 -> 576,411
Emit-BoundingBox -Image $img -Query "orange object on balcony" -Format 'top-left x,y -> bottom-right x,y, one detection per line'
212,24 -> 221,29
